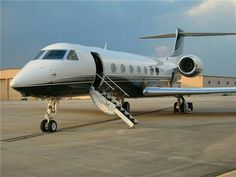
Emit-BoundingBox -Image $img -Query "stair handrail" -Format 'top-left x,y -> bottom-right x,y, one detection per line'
104,74 -> 130,97
96,74 -> 115,90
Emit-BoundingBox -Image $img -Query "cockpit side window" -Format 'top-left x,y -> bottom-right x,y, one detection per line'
67,50 -> 79,60
34,50 -> 45,59
43,50 -> 67,60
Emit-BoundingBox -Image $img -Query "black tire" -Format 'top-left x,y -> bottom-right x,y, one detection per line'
123,102 -> 130,112
188,102 -> 193,111
48,120 -> 57,133
40,119 -> 48,132
180,103 -> 187,113
174,102 -> 179,113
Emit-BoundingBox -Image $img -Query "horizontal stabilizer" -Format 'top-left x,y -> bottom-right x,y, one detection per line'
140,28 -> 236,57
140,32 -> 236,39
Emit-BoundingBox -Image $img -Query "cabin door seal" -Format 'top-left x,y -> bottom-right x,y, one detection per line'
91,52 -> 103,89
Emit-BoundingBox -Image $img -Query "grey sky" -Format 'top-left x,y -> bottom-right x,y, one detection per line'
1,1 -> 236,76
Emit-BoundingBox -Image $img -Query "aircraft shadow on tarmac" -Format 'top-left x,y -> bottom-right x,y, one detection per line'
59,106 -> 236,131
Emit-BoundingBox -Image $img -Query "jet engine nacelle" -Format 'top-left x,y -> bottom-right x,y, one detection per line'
178,55 -> 203,77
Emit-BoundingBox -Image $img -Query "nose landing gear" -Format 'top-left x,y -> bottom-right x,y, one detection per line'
40,98 -> 59,133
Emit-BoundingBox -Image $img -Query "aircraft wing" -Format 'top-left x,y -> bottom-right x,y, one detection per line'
143,87 -> 236,97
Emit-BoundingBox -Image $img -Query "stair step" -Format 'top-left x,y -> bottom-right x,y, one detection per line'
129,118 -> 134,122
121,109 -> 126,114
116,104 -> 122,109
126,114 -> 130,119
111,100 -> 116,104
124,112 -> 130,116
102,93 -> 107,97
131,119 -> 139,124
114,103 -> 121,107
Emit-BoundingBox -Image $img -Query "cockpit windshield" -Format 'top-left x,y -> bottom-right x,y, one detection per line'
34,50 -> 45,59
42,50 -> 67,60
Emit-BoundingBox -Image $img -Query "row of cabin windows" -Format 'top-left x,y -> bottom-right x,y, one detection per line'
208,81 -> 236,85
111,63 -> 159,75
34,50 -> 79,60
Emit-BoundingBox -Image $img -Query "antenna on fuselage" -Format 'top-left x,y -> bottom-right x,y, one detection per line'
104,42 -> 107,50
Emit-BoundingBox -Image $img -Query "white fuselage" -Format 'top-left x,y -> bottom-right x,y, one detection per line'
11,43 -> 179,98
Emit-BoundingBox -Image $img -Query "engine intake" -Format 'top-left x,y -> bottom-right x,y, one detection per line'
178,55 -> 203,77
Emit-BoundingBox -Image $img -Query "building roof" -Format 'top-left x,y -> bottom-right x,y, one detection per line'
0,68 -> 21,79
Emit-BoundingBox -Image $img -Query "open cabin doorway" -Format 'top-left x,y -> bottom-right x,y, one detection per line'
91,52 -> 103,89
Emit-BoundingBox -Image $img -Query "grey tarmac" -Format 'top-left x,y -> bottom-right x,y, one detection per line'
1,96 -> 236,177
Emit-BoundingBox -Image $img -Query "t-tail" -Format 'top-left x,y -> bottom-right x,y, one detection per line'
140,28 -> 236,57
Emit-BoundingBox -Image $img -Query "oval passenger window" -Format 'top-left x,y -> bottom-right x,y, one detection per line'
111,63 -> 116,73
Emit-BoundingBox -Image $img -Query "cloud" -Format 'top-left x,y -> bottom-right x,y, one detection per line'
155,46 -> 170,57
183,0 -> 236,30
186,0 -> 236,17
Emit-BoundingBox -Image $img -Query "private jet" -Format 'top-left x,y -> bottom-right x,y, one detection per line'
10,28 -> 236,132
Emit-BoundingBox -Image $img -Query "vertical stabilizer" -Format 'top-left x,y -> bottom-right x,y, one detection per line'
171,28 -> 184,57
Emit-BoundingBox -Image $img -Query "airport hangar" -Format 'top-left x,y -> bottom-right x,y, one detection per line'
1,68 -> 236,101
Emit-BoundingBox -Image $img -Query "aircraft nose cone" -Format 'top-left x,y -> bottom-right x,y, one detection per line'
10,60 -> 49,89
10,73 -> 31,96
10,75 -> 23,89
10,77 -> 18,88
10,60 -> 55,97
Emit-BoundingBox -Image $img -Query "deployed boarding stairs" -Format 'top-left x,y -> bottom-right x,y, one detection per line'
90,74 -> 138,128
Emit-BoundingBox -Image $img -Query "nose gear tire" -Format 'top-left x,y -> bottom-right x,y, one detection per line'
48,120 -> 57,132
40,119 -> 48,132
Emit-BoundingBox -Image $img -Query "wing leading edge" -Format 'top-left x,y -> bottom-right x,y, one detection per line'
143,87 -> 236,97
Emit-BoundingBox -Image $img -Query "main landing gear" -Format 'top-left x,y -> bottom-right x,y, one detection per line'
122,101 -> 130,112
40,98 -> 59,133
118,97 -> 131,112
174,96 -> 193,113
